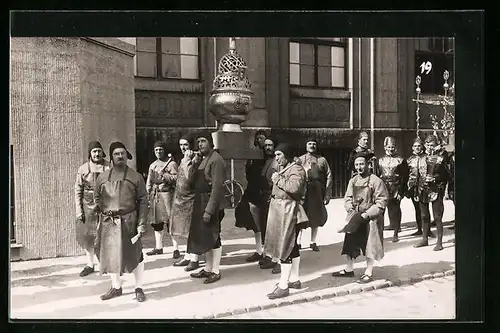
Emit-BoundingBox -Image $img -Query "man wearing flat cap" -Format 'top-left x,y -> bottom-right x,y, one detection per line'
94,141 -> 149,302
145,141 -> 179,258
333,151 -> 388,284
297,138 -> 333,252
75,141 -> 110,277
187,132 -> 226,284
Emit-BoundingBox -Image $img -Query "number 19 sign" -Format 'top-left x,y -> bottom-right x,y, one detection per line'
420,61 -> 433,74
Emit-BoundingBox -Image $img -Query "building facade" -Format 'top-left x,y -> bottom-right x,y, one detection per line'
10,37 -> 454,260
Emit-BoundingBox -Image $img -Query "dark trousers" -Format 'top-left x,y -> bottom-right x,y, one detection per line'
213,210 -> 225,249
418,196 -> 445,245
281,228 -> 301,264
387,198 -> 402,234
411,198 -> 423,231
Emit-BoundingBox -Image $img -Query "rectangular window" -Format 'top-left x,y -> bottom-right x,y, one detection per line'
415,38 -> 454,95
289,38 -> 347,88
136,37 -> 200,80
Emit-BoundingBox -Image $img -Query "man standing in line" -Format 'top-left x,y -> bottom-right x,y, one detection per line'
188,132 -> 226,284
75,141 -> 110,277
94,142 -> 148,302
297,138 -> 333,252
347,132 -> 376,178
171,135 -> 201,272
145,141 -> 179,258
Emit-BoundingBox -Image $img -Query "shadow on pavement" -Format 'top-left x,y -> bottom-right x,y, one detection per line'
11,264 -> 82,279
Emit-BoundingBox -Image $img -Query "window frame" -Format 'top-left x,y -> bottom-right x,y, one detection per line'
415,38 -> 454,95
289,38 -> 348,89
135,37 -> 202,82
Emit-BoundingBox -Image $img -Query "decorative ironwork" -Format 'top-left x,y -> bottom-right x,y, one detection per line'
212,39 -> 252,92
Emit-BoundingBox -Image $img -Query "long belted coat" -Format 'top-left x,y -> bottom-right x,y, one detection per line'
146,158 -> 178,226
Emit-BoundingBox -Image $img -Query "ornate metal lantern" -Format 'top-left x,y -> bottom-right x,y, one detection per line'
209,38 -> 254,132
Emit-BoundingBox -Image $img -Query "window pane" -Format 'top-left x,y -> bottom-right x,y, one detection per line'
299,43 -> 315,65
161,37 -> 180,54
318,66 -> 331,87
331,67 -> 345,87
136,51 -> 157,77
300,64 -> 315,86
290,63 -> 300,85
331,46 -> 345,67
162,54 -> 181,78
180,55 -> 198,79
180,38 -> 198,55
318,37 -> 344,42
289,42 -> 300,63
136,38 -> 156,52
317,45 -> 331,66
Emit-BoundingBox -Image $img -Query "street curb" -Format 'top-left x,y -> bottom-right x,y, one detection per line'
203,268 -> 455,319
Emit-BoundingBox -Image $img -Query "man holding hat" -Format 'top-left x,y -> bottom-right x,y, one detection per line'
171,135 -> 201,271
333,151 -> 388,284
297,138 -> 333,252
187,132 -> 226,284
145,141 -> 179,258
264,143 -> 307,299
75,141 -> 110,277
94,142 -> 148,302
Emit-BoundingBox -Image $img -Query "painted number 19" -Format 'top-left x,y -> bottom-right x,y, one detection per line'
420,61 -> 433,74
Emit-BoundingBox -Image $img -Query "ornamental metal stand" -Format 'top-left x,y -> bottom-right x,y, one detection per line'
413,70 -> 455,153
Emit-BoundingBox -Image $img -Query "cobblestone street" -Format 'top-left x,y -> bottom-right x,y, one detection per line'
228,276 -> 455,320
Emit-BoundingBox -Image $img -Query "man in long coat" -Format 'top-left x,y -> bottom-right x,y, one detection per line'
264,143 -> 307,300
333,151 -> 388,284
376,136 -> 408,242
171,135 -> 200,272
297,138 -> 333,252
188,132 -> 226,284
145,141 -> 179,258
94,142 -> 149,302
75,141 -> 110,277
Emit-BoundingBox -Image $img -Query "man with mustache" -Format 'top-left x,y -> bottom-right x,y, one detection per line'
297,138 -> 333,252
94,142 -> 148,302
75,141 -> 110,277
145,141 -> 179,258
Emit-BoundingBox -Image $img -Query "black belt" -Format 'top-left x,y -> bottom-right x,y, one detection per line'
102,209 -> 135,217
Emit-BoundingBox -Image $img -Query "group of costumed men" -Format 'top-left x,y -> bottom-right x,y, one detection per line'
74,129 -> 454,302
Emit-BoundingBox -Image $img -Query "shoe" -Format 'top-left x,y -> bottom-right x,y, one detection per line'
411,230 -> 423,236
203,272 -> 221,284
357,274 -> 373,284
184,261 -> 200,272
271,263 -> 281,275
135,288 -> 146,302
79,266 -> 95,277
100,287 -> 122,301
174,259 -> 190,267
267,286 -> 289,299
288,280 -> 302,289
428,231 -> 436,238
190,269 -> 211,278
332,269 -> 355,277
433,244 -> 444,251
146,248 -> 163,256
260,260 -> 275,269
173,250 -> 181,259
259,256 -> 272,266
392,235 -> 399,243
246,252 -> 263,263
310,243 -> 320,252
414,240 -> 429,248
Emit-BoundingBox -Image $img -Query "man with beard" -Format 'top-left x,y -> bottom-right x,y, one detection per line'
94,142 -> 148,302
347,132 -> 376,178
413,134 -> 452,251
145,141 -> 179,258
188,132 -> 226,284
297,138 -> 333,252
376,137 -> 408,242
235,130 -> 268,263
171,135 -> 201,272
264,143 -> 307,299
333,152 -> 388,283
75,141 -> 111,277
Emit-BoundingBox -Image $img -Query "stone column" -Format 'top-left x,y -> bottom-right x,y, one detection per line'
10,37 -> 135,260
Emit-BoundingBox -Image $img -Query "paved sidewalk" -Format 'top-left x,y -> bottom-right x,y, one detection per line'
10,198 -> 455,320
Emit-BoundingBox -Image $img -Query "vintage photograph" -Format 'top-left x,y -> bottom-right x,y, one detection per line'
10,36 -> 456,320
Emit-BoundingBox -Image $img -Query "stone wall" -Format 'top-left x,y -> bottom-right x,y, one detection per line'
10,37 -> 135,260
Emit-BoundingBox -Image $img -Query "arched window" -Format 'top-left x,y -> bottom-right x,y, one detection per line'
289,38 -> 347,88
135,37 -> 200,80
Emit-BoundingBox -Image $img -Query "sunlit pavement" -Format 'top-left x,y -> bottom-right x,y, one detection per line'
10,198 -> 455,320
